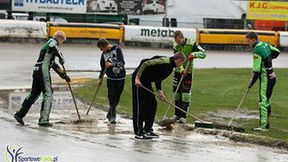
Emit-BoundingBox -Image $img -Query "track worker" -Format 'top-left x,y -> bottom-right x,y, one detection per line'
171,30 -> 206,123
14,31 -> 70,127
132,53 -> 185,139
246,32 -> 279,131
97,38 -> 126,124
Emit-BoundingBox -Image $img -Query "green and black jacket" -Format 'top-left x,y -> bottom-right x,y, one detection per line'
173,38 -> 206,73
34,38 -> 66,78
135,56 -> 176,90
250,41 -> 280,86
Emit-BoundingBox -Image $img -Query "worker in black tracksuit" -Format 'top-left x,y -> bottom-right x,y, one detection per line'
132,52 -> 185,139
14,31 -> 70,127
97,38 -> 126,124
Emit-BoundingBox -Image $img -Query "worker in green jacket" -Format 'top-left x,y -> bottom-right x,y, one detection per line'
14,31 -> 70,127
171,30 -> 206,123
246,31 -> 279,131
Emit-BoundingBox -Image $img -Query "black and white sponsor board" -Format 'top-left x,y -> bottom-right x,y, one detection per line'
86,0 -> 166,15
87,0 -> 118,14
10,0 -> 166,15
117,0 -> 142,15
124,25 -> 197,43
12,0 -> 87,13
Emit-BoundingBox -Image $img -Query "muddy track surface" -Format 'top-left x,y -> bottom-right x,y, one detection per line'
1,89 -> 288,162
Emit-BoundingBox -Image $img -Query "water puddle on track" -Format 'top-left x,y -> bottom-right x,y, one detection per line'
0,89 -> 287,162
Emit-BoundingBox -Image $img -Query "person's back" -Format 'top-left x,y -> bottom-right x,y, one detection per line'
132,53 -> 185,139
133,56 -> 175,86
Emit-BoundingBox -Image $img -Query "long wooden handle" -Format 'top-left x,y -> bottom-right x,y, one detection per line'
62,65 -> 81,120
228,88 -> 250,126
162,63 -> 190,120
86,68 -> 107,116
140,84 -> 205,123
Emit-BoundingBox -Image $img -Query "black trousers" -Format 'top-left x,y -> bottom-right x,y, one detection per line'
173,72 -> 193,118
132,74 -> 157,135
106,79 -> 125,120
16,70 -> 53,123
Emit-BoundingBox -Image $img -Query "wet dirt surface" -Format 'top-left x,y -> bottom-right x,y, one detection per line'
205,109 -> 259,126
1,89 -> 288,162
1,43 -> 288,89
1,43 -> 288,161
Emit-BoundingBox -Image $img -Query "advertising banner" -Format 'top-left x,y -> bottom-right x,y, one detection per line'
124,25 -> 196,43
247,1 -> 288,21
87,0 -> 118,14
12,0 -> 87,13
117,0 -> 142,15
87,0 -> 166,15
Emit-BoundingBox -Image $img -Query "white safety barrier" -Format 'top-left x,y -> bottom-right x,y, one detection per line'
279,31 -> 288,47
124,25 -> 197,43
0,20 -> 47,38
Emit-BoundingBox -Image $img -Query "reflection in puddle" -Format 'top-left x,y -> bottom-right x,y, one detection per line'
9,90 -> 73,109
6,89 -> 133,136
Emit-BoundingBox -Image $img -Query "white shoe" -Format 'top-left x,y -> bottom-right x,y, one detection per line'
170,115 -> 180,121
145,131 -> 159,138
252,127 -> 268,132
177,117 -> 186,123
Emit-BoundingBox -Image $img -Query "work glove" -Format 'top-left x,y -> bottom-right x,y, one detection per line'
59,58 -> 65,65
187,54 -> 194,62
63,74 -> 71,82
58,51 -> 65,65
